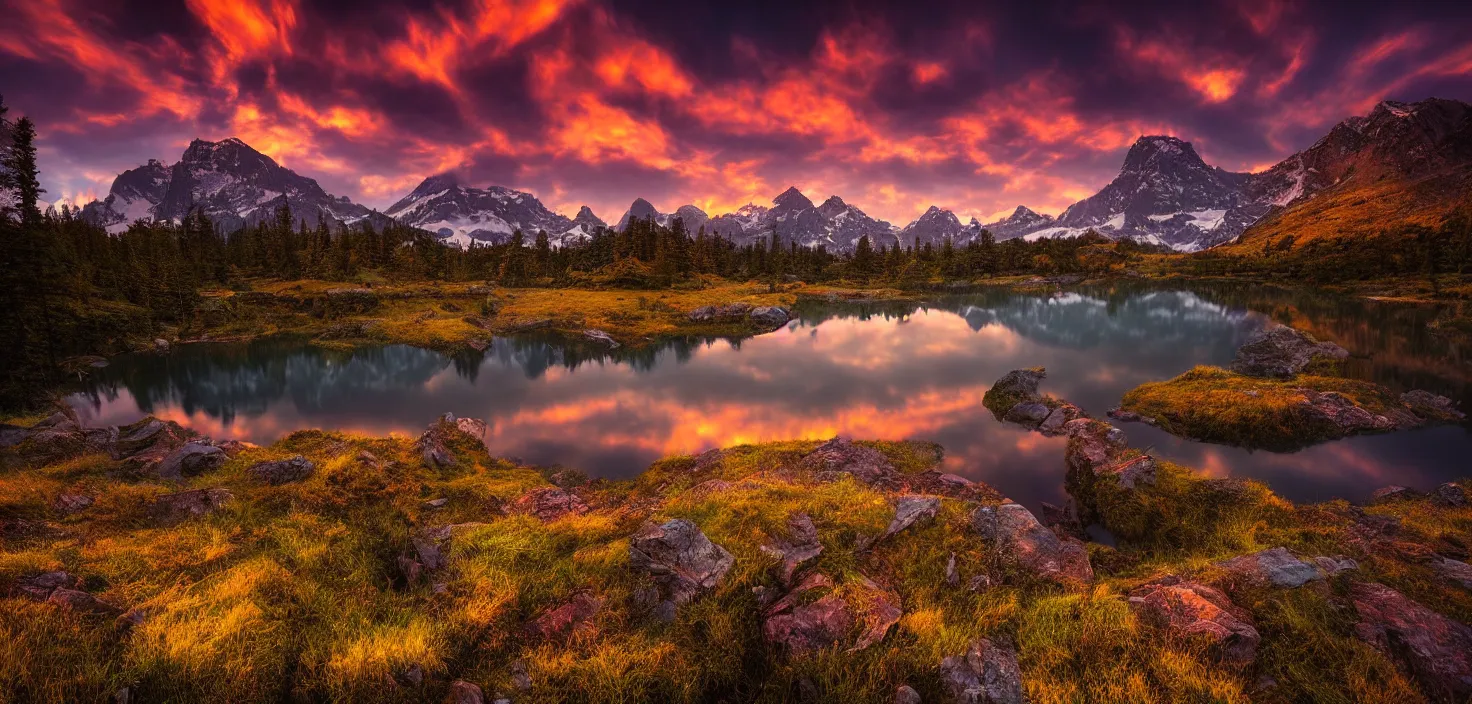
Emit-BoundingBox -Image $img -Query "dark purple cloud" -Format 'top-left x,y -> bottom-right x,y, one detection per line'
1,0 -> 1469,224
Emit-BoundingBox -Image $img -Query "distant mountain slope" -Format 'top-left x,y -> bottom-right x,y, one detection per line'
82,138 -> 386,233
386,173 -> 598,248
1227,98 -> 1472,250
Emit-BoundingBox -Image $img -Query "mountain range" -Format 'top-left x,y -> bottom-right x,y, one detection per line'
77,97 -> 1472,253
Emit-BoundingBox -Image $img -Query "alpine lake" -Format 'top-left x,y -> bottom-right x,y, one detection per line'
66,281 -> 1472,512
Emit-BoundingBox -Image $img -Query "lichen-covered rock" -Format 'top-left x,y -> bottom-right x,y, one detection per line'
48,587 -> 120,615
939,638 -> 1025,704
983,368 -> 1046,418
1230,325 -> 1348,378
1099,454 -> 1156,490
762,573 -> 901,654
764,592 -> 853,654
1063,419 -> 1128,475
1296,389 -> 1395,433
150,488 -> 232,524
13,570 -> 76,600
849,575 -> 903,652
882,495 -> 940,539
894,685 -> 922,704
1216,547 -> 1324,588
1129,577 -> 1260,665
54,493 -> 94,514
1371,485 -> 1416,504
760,512 -> 823,586
972,503 -> 1093,586
1003,401 -> 1051,427
513,487 -> 590,521
629,519 -> 734,607
414,413 -> 489,468
525,592 -> 602,641
155,442 -> 227,480
246,456 -> 315,485
1350,581 -> 1472,701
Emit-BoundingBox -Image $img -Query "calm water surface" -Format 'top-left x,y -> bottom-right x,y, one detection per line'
66,283 -> 1472,510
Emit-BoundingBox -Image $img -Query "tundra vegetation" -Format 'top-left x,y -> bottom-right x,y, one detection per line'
3,368 -> 1471,704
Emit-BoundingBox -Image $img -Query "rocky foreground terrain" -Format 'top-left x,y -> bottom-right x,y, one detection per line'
2,369 -> 1471,702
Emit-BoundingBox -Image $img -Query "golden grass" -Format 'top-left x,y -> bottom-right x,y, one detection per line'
1,420 -> 1469,702
1117,365 -> 1411,450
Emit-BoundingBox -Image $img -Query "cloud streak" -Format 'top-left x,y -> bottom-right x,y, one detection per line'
1,0 -> 1469,222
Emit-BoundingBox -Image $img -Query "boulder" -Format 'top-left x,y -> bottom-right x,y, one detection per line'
582,329 -> 620,348
447,680 -> 486,704
0,424 -> 29,448
509,658 -> 532,690
763,592 -> 853,654
1431,482 -> 1469,508
1296,389 -> 1394,433
1002,402 -> 1051,427
13,570 -> 76,600
1402,390 -> 1466,420
1037,403 -> 1083,435
804,437 -> 898,486
1099,454 -> 1156,490
895,685 -> 922,704
939,638 -> 1025,704
1433,557 -> 1472,591
972,503 -> 1093,586
1129,577 -> 1260,665
1216,547 -> 1324,588
1350,581 -> 1472,701
155,442 -> 227,480
414,413 -> 489,468
246,456 -> 315,485
987,368 -> 1046,406
525,592 -> 602,641
1230,325 -> 1349,378
1371,485 -> 1416,504
850,576 -> 903,651
47,587 -> 120,615
1309,556 -> 1359,577
749,306 -> 790,331
150,488 -> 232,524
760,512 -> 823,586
629,519 -> 734,607
1063,419 -> 1128,475
688,302 -> 753,323
882,495 -> 941,539
54,493 -> 94,514
114,417 -> 194,459
513,487 -> 590,521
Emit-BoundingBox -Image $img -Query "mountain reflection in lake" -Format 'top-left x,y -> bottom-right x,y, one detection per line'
67,283 -> 1472,511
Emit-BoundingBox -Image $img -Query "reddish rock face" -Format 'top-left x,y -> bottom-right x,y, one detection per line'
1128,577 -> 1260,665
972,503 -> 1093,586
761,573 -> 902,654
803,436 -> 898,485
939,638 -> 1025,704
763,593 -> 854,654
1229,324 -> 1348,378
513,487 -> 590,521
629,519 -> 734,607
150,488 -> 233,525
1216,547 -> 1325,588
1350,582 -> 1472,701
525,592 -> 602,641
760,512 -> 823,586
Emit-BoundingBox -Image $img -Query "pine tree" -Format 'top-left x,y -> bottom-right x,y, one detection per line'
4,116 -> 43,224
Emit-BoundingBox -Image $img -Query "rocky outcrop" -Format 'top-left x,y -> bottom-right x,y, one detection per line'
688,302 -> 753,323
1401,390 -> 1466,421
582,329 -> 619,348
13,570 -> 120,615
629,519 -> 734,611
54,493 -> 94,514
13,570 -> 77,600
749,306 -> 791,331
1296,389 -> 1397,432
939,638 -> 1025,704
414,413 -> 489,468
151,488 -> 233,524
882,495 -> 940,539
762,573 -> 902,654
804,437 -> 898,485
525,592 -> 602,641
513,487 -> 590,521
1129,577 -> 1260,665
155,442 -> 227,480
1350,582 -> 1472,701
1215,547 -> 1346,588
760,512 -> 823,586
983,368 -> 1048,421
1229,325 -> 1348,378
246,456 -> 315,485
1431,482 -> 1469,507
1433,557 -> 1472,591
972,503 -> 1093,586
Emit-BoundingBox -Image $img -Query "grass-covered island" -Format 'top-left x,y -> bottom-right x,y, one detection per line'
1112,324 -> 1468,451
4,368 -> 1472,704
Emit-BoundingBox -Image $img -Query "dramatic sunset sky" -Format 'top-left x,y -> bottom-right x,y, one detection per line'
2,0 -> 1470,225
